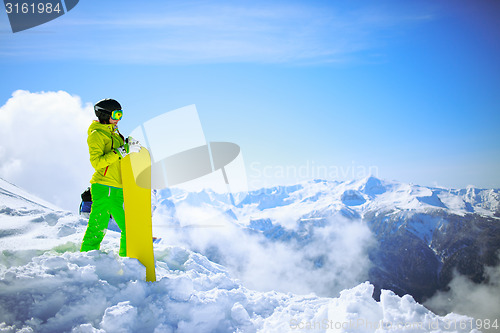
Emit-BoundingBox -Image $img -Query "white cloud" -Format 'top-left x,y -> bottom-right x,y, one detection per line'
153,204 -> 375,297
0,90 -> 94,211
424,260 -> 500,326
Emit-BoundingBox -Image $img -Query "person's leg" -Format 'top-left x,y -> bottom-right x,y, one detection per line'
81,184 -> 111,252
108,187 -> 127,257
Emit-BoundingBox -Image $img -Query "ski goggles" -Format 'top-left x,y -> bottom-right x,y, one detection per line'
110,110 -> 123,120
95,105 -> 123,120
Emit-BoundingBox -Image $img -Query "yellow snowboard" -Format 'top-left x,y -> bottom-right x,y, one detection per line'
121,148 -> 156,282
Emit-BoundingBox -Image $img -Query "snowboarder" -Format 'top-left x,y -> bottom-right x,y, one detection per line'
80,98 -> 141,256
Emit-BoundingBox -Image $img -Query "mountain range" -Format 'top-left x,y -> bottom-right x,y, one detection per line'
156,176 -> 500,305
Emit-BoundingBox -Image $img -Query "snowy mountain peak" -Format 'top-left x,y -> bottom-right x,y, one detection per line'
353,175 -> 388,196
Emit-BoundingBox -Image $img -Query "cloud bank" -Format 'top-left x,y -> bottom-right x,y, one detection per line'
0,90 -> 94,211
424,261 -> 500,329
153,202 -> 375,297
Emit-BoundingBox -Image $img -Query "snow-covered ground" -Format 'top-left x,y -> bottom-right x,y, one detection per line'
0,178 -> 484,332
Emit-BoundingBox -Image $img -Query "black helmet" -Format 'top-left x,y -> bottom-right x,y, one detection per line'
94,98 -> 122,123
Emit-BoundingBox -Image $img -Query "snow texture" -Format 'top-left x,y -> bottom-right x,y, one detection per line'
0,177 -> 485,332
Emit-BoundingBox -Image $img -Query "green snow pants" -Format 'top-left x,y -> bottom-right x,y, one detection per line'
81,183 -> 127,257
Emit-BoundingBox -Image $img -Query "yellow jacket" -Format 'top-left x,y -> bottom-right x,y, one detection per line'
87,121 -> 125,188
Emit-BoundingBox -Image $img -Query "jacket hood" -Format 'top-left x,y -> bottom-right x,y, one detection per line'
88,120 -> 117,136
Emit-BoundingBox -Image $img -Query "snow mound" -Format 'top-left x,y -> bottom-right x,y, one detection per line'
0,246 -> 478,333
0,177 -> 483,332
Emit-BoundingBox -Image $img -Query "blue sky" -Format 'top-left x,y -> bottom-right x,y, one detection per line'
1,0 -> 499,192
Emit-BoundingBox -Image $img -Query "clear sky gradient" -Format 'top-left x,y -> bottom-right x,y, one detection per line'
1,0 -> 499,191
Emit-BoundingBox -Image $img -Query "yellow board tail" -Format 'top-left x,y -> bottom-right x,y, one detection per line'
121,148 -> 156,282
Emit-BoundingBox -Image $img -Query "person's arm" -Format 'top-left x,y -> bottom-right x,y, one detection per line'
88,132 -> 120,170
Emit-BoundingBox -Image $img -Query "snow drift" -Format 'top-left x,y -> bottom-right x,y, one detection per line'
0,177 -> 484,332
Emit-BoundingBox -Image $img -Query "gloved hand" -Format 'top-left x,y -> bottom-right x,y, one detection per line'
114,136 -> 142,158
126,136 -> 141,153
